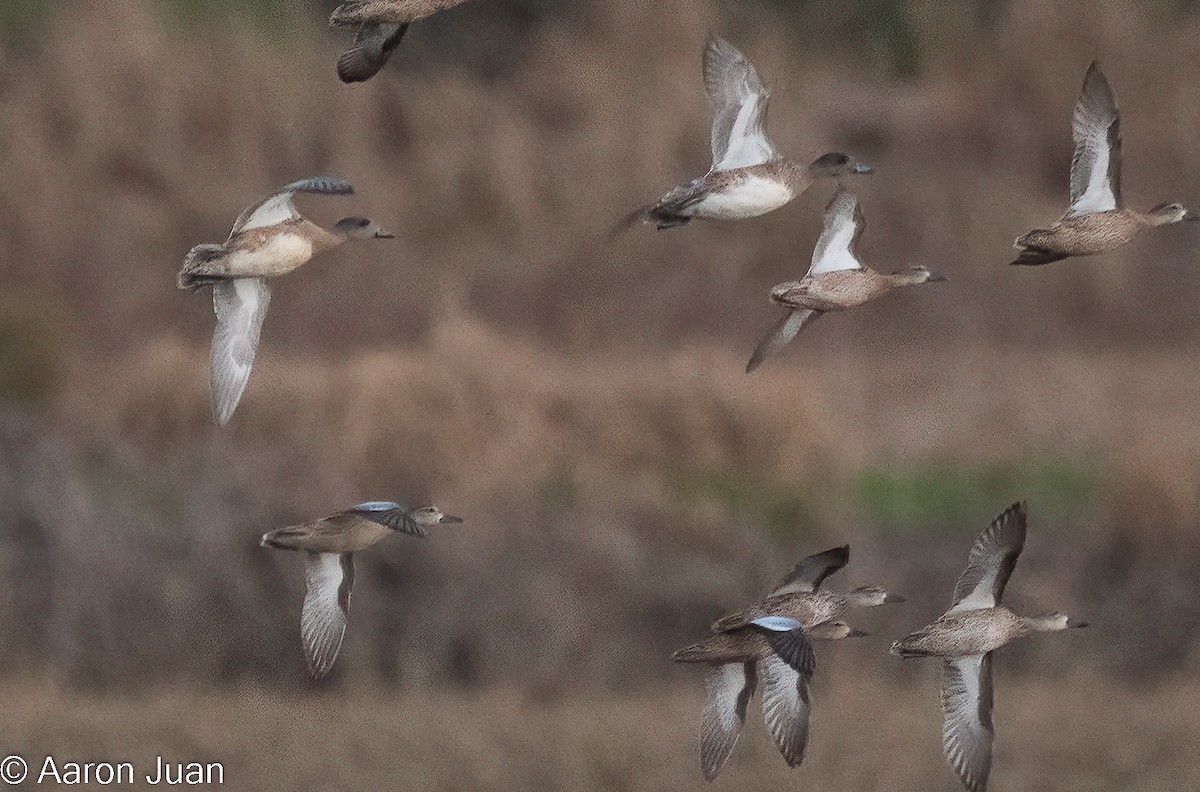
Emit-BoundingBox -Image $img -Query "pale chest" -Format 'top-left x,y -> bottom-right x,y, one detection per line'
690,175 -> 795,219
227,233 -> 316,278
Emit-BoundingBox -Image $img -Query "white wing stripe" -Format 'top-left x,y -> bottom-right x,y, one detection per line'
808,190 -> 865,276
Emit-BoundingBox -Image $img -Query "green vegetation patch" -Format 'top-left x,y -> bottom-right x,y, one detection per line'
854,456 -> 1100,533
666,467 -> 814,539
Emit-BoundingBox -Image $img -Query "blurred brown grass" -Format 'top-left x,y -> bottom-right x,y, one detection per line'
2,0 -> 1200,788
6,673 -> 1199,791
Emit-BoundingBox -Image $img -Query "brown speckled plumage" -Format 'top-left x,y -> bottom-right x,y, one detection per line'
891,503 -> 1087,792
1012,61 -> 1197,266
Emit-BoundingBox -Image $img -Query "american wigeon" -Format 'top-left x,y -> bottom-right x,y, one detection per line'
891,502 -> 1088,792
1012,61 -> 1197,265
622,36 -> 871,230
177,177 -> 392,425
746,188 -> 945,372
261,502 -> 462,679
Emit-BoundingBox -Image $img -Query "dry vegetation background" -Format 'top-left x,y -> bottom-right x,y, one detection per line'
2,0 -> 1200,789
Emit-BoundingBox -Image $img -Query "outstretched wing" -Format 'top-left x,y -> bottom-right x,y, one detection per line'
745,308 -> 822,373
699,662 -> 756,781
210,278 -> 271,426
757,651 -> 814,767
769,545 -> 851,596
1067,61 -> 1122,218
704,36 -> 777,172
231,177 -> 354,235
807,188 -> 867,276
950,501 -> 1027,612
940,654 -> 994,792
302,552 -> 355,679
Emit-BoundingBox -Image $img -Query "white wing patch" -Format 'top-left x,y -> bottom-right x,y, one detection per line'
236,193 -> 300,234
704,37 -> 777,172
807,189 -> 865,276
230,177 -> 354,235
1067,63 -> 1121,218
210,278 -> 271,426
714,93 -> 776,171
1070,145 -> 1117,217
302,552 -> 354,679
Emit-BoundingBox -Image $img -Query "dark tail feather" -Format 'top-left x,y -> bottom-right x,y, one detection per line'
607,206 -> 650,242
177,271 -> 229,290
1010,246 -> 1067,266
607,203 -> 690,241
644,197 -> 694,229
177,243 -> 229,290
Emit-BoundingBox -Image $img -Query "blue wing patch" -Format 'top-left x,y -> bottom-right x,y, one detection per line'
750,616 -> 804,632
352,500 -> 401,512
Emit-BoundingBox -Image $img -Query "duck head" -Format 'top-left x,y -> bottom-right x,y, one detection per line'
334,216 -> 395,239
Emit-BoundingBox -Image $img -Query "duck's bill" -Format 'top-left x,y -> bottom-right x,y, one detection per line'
375,230 -> 396,239
929,273 -> 949,282
884,594 -> 907,604
438,514 -> 464,524
1184,210 -> 1200,222
847,628 -> 870,638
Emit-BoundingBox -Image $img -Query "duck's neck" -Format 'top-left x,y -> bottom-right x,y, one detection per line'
882,270 -> 927,288
844,588 -> 879,608
1018,614 -> 1068,633
313,226 -> 350,253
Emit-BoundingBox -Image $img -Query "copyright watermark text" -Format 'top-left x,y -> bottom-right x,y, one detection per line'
1,755 -> 223,786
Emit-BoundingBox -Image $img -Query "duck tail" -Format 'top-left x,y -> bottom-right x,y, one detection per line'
671,638 -> 724,664
888,635 -> 938,659
260,526 -> 307,551
647,203 -> 691,229
607,203 -> 690,241
177,244 -> 229,290
329,0 -> 370,26
1010,244 -> 1066,267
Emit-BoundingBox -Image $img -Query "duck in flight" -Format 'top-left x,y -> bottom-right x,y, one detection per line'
708,543 -> 905,635
329,0 -> 472,83
1012,61 -> 1197,266
746,189 -> 945,372
177,177 -> 393,426
622,36 -> 871,230
671,544 -> 890,781
261,502 -> 462,679
891,502 -> 1087,792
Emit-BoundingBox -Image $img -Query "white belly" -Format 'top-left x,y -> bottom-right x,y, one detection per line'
228,234 -> 314,277
690,176 -> 794,219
